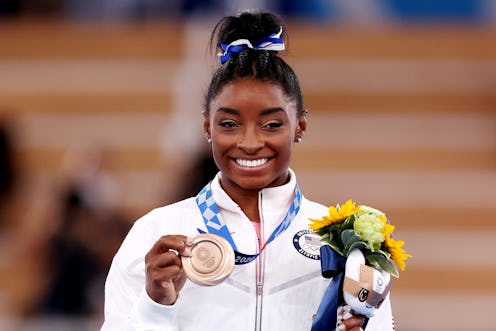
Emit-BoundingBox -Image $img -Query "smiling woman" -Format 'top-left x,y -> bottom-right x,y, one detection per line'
101,11 -> 394,331
205,79 -> 306,209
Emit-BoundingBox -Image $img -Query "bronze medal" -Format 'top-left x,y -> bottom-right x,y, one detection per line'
182,233 -> 235,286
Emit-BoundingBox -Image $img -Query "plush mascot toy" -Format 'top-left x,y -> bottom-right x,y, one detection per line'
342,248 -> 392,318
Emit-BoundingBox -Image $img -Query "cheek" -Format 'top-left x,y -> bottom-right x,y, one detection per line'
272,137 -> 294,159
280,132 -> 297,147
211,134 -> 232,149
210,137 -> 232,164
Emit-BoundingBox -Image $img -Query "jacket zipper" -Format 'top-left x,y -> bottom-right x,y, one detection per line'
254,191 -> 265,331
255,280 -> 263,331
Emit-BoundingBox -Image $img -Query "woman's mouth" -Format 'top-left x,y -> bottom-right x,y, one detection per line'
235,158 -> 269,168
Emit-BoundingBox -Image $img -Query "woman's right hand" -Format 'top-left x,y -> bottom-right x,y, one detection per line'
145,235 -> 193,305
337,305 -> 366,331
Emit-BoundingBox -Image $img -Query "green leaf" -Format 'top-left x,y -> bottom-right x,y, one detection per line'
368,250 -> 389,259
316,228 -> 328,237
366,252 -> 399,278
341,214 -> 356,230
327,241 -> 344,255
341,229 -> 362,256
348,241 -> 368,253
341,229 -> 359,247
328,223 -> 342,233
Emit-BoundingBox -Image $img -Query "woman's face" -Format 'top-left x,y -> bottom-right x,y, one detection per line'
204,78 -> 306,194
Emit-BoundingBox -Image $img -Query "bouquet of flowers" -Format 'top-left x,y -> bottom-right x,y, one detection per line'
309,199 -> 411,278
310,200 -> 411,330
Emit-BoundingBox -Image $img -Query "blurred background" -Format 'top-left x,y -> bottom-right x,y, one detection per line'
0,0 -> 495,330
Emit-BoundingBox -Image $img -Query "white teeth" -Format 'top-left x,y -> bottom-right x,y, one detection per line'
236,158 -> 268,168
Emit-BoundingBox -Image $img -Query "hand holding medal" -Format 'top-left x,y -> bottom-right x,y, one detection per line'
144,235 -> 193,305
144,232 -> 234,310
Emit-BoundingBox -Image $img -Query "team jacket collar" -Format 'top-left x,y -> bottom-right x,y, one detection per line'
210,169 -> 298,215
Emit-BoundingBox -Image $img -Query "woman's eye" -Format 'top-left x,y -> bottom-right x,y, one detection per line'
263,121 -> 283,129
219,120 -> 238,128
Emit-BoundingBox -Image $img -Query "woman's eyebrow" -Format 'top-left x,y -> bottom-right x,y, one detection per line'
215,107 -> 286,116
216,107 -> 239,115
260,107 -> 286,116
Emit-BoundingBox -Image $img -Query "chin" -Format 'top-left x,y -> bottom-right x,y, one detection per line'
236,178 -> 272,190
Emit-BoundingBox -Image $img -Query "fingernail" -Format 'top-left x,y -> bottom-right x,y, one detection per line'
174,269 -> 184,279
337,321 -> 346,331
184,247 -> 193,257
186,237 -> 194,245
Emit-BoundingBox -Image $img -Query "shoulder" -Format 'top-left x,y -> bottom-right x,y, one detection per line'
150,197 -> 198,215
121,197 -> 200,249
128,197 -> 204,240
111,197 -> 201,268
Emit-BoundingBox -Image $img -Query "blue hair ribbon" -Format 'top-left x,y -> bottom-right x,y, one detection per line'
218,27 -> 285,64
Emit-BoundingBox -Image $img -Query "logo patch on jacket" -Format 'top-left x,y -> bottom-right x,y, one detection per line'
293,230 -> 321,260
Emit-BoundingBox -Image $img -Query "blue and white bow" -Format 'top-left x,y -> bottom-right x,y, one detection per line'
218,26 -> 285,64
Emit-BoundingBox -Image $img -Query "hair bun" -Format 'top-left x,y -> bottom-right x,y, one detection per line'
205,11 -> 304,117
214,11 -> 286,52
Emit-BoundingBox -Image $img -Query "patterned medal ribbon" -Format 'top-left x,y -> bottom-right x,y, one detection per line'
196,182 -> 302,265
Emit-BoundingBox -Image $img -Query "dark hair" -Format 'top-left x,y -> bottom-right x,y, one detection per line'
204,11 -> 304,116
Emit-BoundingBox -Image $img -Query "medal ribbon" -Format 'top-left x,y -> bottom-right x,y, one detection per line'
196,182 -> 302,265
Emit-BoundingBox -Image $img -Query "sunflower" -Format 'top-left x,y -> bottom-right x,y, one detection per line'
383,223 -> 412,271
309,199 -> 360,231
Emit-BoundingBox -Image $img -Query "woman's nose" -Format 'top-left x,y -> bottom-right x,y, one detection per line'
237,129 -> 263,153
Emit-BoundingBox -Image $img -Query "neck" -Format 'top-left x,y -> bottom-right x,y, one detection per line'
217,170 -> 292,223
220,181 -> 261,223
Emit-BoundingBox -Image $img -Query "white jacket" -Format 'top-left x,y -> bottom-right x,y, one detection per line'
101,171 -> 393,330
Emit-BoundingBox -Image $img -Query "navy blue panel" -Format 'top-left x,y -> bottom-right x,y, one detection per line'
385,0 -> 482,20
